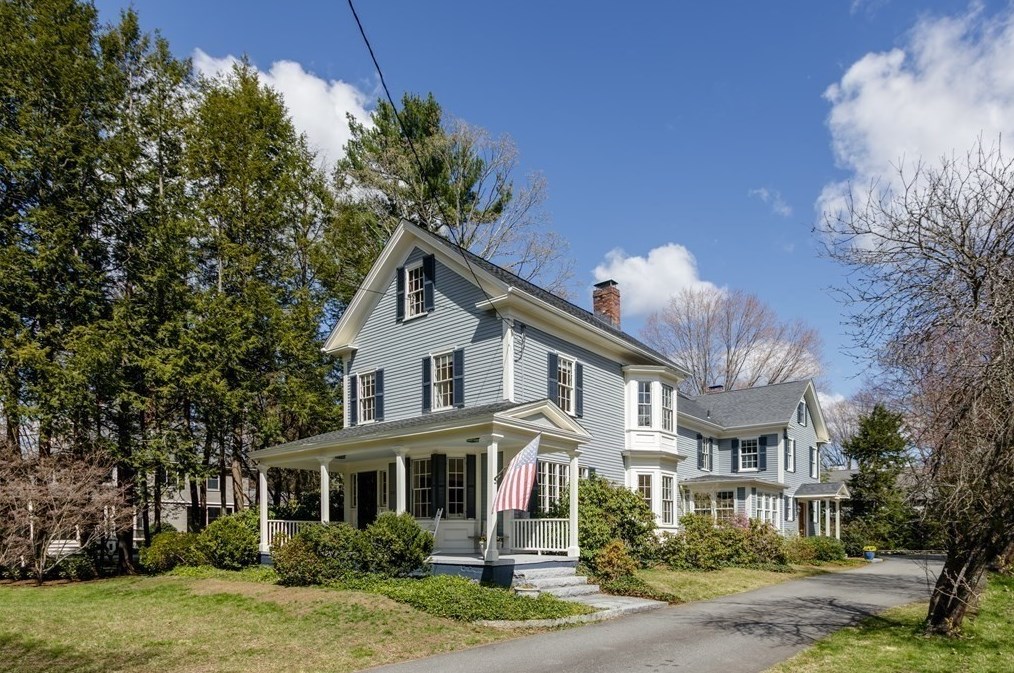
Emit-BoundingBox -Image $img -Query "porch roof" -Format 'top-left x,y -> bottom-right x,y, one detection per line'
681,474 -> 785,489
793,482 -> 851,500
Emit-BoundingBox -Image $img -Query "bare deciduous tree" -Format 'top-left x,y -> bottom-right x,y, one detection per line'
0,453 -> 127,584
642,286 -> 823,394
823,139 -> 1014,635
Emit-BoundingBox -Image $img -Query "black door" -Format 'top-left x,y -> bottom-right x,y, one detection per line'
357,471 -> 378,529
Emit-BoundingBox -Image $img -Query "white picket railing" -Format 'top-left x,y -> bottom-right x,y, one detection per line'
512,518 -> 569,553
267,519 -> 316,548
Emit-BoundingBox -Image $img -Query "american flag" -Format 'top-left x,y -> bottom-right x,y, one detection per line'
492,435 -> 541,513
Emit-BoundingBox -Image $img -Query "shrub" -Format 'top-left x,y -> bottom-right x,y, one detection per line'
593,539 -> 638,581
743,519 -> 788,565
272,523 -> 368,586
659,515 -> 791,570
53,553 -> 98,581
660,514 -> 725,570
363,512 -> 434,577
139,531 -> 209,573
201,513 -> 259,570
785,535 -> 846,563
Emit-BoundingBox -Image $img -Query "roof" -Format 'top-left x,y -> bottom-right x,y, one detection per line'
827,468 -> 859,483
794,482 -> 851,498
679,380 -> 812,429
681,474 -> 784,488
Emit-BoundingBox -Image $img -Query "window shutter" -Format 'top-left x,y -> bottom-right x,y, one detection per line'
421,357 -> 431,412
783,430 -> 790,467
432,454 -> 446,515
348,374 -> 358,427
758,435 -> 768,471
751,487 -> 757,516
452,348 -> 465,407
375,369 -> 385,422
480,452 -> 487,520
547,352 -> 559,403
696,434 -> 704,470
575,362 -> 584,417
731,438 -> 740,472
396,266 -> 405,322
736,487 -> 747,515
784,495 -> 791,521
466,454 -> 476,519
405,460 -> 412,515
527,470 -> 539,516
423,254 -> 435,313
388,463 -> 396,510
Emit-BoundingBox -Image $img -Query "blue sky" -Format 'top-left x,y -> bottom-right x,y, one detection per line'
94,1 -> 1014,402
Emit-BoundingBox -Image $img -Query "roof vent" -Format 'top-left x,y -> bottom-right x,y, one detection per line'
707,385 -> 725,393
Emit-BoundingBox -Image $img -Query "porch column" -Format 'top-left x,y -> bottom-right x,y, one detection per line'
567,451 -> 580,557
395,449 -> 407,515
319,458 -> 330,523
835,499 -> 841,540
824,499 -> 831,537
485,434 -> 502,562
258,465 -> 269,556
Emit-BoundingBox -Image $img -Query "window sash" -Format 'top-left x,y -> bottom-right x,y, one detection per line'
447,457 -> 466,517
787,439 -> 796,472
810,446 -> 818,478
350,473 -> 358,508
715,490 -> 735,523
557,358 -> 575,414
359,372 -> 376,423
432,354 -> 454,410
406,265 -> 426,317
207,476 -> 220,491
637,474 -> 653,510
661,475 -> 674,525
661,384 -> 674,431
702,437 -> 713,471
637,381 -> 652,427
412,459 -> 432,518
693,493 -> 712,518
740,438 -> 759,470
537,461 -> 569,513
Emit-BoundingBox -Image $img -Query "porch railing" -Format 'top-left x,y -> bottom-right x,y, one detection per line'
266,519 -> 316,548
512,518 -> 569,553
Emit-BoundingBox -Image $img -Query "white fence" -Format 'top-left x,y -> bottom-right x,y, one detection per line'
511,518 -> 570,553
266,519 -> 316,548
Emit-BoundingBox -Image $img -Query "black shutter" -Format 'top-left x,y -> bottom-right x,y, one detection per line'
423,254 -> 435,313
731,439 -> 740,472
783,430 -> 790,467
736,487 -> 747,515
375,369 -> 385,422
465,454 -> 476,519
421,357 -> 431,412
452,348 -> 465,408
396,266 -> 405,322
696,433 -> 704,470
348,374 -> 358,427
759,435 -> 768,471
547,352 -> 558,403
784,495 -> 791,521
575,362 -> 584,417
388,463 -> 396,511
432,454 -> 446,515
480,452 -> 488,520
405,460 -> 412,516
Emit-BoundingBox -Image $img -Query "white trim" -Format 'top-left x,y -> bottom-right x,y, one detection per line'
739,437 -> 760,471
502,316 -> 515,402
403,259 -> 427,321
786,437 -> 796,473
429,349 -> 456,412
355,368 -> 378,425
555,353 -> 578,416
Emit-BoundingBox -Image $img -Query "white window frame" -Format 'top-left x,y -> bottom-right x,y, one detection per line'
786,438 -> 796,473
207,475 -> 220,491
556,356 -> 576,415
636,473 -> 653,511
661,475 -> 675,526
447,457 -> 466,518
637,381 -> 652,427
810,446 -> 819,479
661,384 -> 674,432
753,491 -> 777,526
412,458 -> 432,518
798,401 -> 807,426
405,261 -> 426,319
701,437 -> 714,472
431,351 -> 455,411
740,438 -> 760,471
715,490 -> 735,524
537,460 -> 569,513
378,469 -> 388,509
358,370 -> 377,424
693,492 -> 712,519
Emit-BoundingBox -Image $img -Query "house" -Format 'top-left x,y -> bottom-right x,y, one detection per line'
133,474 -> 253,543
250,222 -> 841,580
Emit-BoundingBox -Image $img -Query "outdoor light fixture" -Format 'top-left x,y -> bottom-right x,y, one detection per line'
466,437 -> 480,443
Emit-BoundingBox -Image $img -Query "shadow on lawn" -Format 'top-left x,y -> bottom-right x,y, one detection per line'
0,632 -> 152,673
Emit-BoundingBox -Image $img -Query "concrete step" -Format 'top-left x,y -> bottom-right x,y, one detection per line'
542,582 -> 600,598
514,566 -> 578,581
525,574 -> 589,590
561,591 -> 668,618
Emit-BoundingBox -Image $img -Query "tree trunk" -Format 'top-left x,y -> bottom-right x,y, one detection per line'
189,477 -> 202,533
926,549 -> 990,635
116,463 -> 137,574
231,419 -> 245,511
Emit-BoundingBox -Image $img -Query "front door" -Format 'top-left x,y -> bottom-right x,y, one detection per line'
798,501 -> 807,536
357,471 -> 378,529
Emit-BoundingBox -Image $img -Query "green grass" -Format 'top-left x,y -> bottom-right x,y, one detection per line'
0,572 -> 542,673
637,562 -> 862,604
767,573 -> 1014,673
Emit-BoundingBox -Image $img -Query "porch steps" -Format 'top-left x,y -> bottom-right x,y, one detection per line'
511,565 -> 667,622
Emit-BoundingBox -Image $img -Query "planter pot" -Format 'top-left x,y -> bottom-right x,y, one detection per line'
864,550 -> 876,561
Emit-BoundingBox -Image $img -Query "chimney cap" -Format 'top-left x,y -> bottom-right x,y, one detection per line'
594,279 -> 618,289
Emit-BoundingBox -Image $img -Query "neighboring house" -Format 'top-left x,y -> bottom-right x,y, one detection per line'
250,222 -> 841,577
133,474 -> 253,542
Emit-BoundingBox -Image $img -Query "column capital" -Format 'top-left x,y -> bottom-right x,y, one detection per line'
317,456 -> 332,466
393,448 -> 409,458
257,463 -> 270,475
489,432 -> 504,442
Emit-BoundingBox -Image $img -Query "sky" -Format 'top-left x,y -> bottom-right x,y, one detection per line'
93,0 -> 1014,403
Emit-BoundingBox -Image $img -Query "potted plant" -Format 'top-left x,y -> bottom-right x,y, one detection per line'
863,545 -> 877,561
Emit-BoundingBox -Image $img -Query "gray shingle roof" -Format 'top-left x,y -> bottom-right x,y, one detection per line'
261,401 -> 525,453
681,379 -> 810,429
682,474 -> 784,488
794,482 -> 850,498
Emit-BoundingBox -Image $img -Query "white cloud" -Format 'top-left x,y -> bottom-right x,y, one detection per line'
748,187 -> 793,217
192,49 -> 373,164
592,244 -> 717,317
820,6 -> 1014,216
817,391 -> 846,409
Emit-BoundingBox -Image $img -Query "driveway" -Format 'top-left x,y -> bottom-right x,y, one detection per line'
370,557 -> 940,673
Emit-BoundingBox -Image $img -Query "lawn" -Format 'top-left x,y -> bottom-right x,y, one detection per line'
0,570 -> 537,673
767,573 -> 1014,673
637,561 -> 864,604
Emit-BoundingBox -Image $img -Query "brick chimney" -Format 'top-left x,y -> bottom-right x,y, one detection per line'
592,280 -> 621,329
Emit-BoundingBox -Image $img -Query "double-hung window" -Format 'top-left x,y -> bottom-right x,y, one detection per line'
557,357 -> 575,414
715,490 -> 735,523
207,475 -> 220,491
661,475 -> 675,525
359,372 -> 377,423
786,438 -> 796,472
661,384 -> 674,431
637,474 -> 653,510
699,436 -> 714,472
810,446 -> 819,479
740,438 -> 759,470
537,461 -> 569,513
693,492 -> 712,518
447,457 -> 466,518
412,458 -> 432,518
637,381 -> 652,427
432,353 -> 455,411
798,401 -> 807,425
405,263 -> 426,318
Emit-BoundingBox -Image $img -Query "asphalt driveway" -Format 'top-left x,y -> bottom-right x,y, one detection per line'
369,557 -> 940,673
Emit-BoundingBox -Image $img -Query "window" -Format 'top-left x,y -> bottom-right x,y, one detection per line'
798,401 -> 807,425
378,469 -> 388,509
359,372 -> 377,423
557,357 -> 575,414
432,353 -> 455,411
753,491 -> 777,525
447,457 -> 466,518
207,506 -> 232,524
661,475 -> 675,525
538,461 -> 569,513
637,381 -> 652,427
693,492 -> 712,518
207,476 -> 220,491
786,438 -> 796,472
786,496 -> 795,521
715,490 -> 735,523
740,438 -> 759,470
637,474 -> 653,510
661,384 -> 674,431
412,458 -> 432,518
810,446 -> 818,479
699,436 -> 714,472
405,263 -> 426,318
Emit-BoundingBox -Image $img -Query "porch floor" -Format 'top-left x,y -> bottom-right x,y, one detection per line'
430,552 -> 579,567
429,552 -> 579,586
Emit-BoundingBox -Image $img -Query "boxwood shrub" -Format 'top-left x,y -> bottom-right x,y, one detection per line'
364,512 -> 434,577
139,531 -> 209,573
272,522 -> 369,586
201,513 -> 259,570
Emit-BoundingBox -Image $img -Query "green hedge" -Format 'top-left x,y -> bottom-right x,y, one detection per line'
140,510 -> 260,574
658,515 -> 790,570
785,535 -> 847,563
139,531 -> 210,573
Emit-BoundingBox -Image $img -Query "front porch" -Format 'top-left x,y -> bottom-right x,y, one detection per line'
251,400 -> 591,570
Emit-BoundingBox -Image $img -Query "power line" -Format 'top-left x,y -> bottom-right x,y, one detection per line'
345,0 -> 511,328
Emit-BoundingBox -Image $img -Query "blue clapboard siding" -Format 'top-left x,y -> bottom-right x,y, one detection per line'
513,324 -> 626,482
782,396 -> 822,533
348,247 -> 503,422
